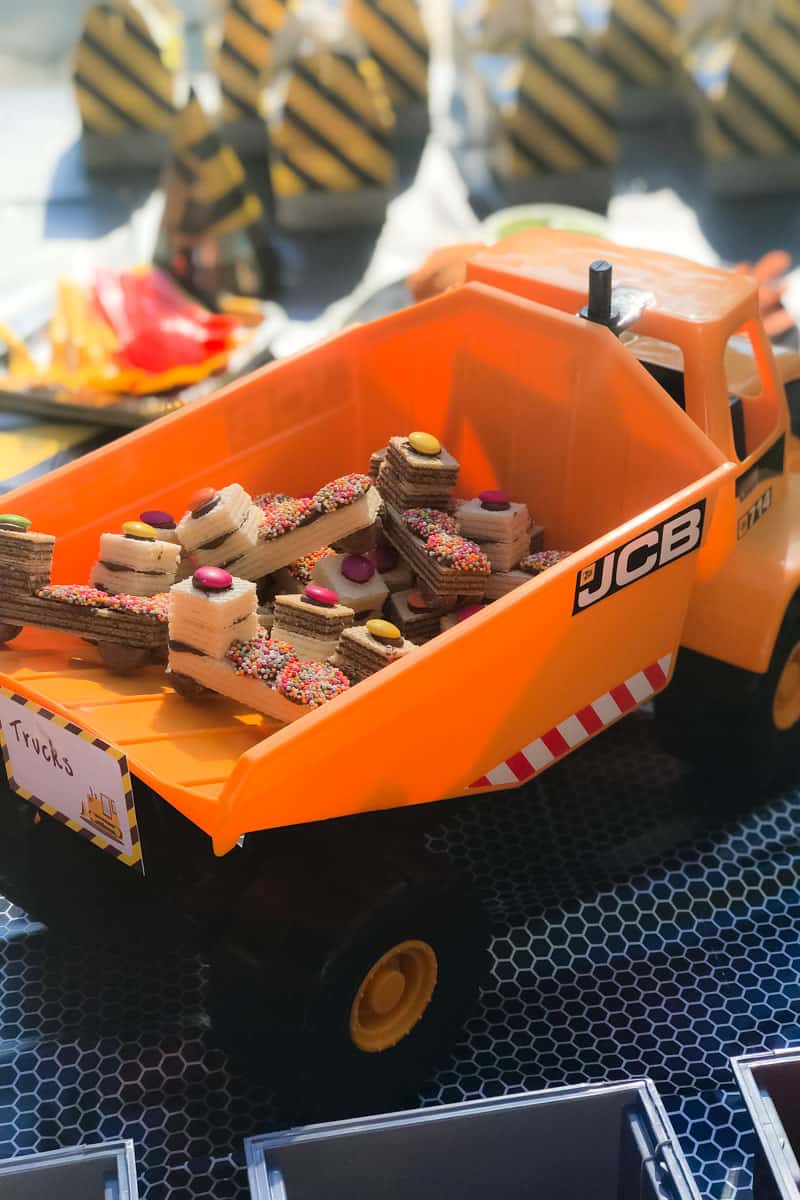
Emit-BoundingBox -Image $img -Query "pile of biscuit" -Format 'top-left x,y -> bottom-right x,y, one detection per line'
156,430 -> 570,713
18,431 -> 568,712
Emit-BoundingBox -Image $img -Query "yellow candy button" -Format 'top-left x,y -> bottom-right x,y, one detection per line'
366,618 -> 402,643
122,520 -> 158,540
407,431 -> 441,456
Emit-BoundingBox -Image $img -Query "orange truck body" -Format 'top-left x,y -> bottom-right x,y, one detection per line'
1,232 -> 780,857
467,229 -> 800,675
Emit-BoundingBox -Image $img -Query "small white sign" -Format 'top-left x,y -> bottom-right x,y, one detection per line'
0,690 -> 142,872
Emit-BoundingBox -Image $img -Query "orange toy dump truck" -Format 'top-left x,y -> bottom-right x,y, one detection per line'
0,230 -> 797,1115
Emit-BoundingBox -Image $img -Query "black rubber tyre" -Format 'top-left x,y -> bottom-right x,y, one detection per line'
169,671 -> 211,700
655,603 -> 800,788
97,642 -> 151,675
209,867 -> 490,1120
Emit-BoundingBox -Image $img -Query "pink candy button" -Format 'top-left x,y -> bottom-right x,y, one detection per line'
303,584 -> 339,607
193,566 -> 233,592
478,489 -> 511,511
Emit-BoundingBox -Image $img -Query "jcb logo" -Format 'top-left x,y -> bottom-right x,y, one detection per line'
573,501 -> 706,614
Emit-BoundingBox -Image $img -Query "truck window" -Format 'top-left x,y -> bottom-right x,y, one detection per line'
724,325 -> 780,461
622,334 -> 685,409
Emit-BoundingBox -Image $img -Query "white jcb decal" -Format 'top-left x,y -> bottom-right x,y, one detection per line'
573,501 -> 706,614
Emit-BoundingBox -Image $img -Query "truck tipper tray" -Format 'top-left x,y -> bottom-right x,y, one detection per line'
0,282 -> 734,856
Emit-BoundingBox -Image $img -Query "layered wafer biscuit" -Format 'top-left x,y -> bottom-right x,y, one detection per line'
91,522 -> 181,597
386,587 -> 452,644
0,517 -> 55,595
369,447 -> 387,479
337,619 -> 416,682
383,506 -> 491,599
177,485 -> 262,567
310,553 -> 389,614
376,432 -> 460,510
11,585 -> 169,649
170,638 -> 350,721
168,569 -> 259,659
271,586 -> 355,663
455,491 -> 533,571
482,550 -> 572,600
226,475 -> 382,580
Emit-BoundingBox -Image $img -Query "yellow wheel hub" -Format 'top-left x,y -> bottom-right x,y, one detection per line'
774,640 -> 800,731
349,939 -> 438,1053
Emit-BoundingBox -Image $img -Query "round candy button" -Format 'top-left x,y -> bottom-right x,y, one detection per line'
478,489 -> 511,512
0,513 -> 31,533
140,509 -> 176,530
303,584 -> 339,608
193,566 -> 233,593
407,589 -> 433,613
188,487 -> 218,517
407,431 -> 441,456
366,618 -> 403,646
368,545 -> 398,573
341,554 -> 375,584
456,604 -> 485,621
122,520 -> 157,541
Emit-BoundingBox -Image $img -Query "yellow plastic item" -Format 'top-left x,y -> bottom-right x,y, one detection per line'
349,939 -> 438,1053
0,273 -> 734,855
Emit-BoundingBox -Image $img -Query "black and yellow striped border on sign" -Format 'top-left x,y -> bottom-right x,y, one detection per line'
0,689 -> 143,874
73,0 -> 180,135
603,0 -> 686,88
505,34 -> 618,178
169,94 -> 264,237
271,49 -> 394,198
217,0 -> 292,122
695,5 -> 800,163
345,0 -> 429,106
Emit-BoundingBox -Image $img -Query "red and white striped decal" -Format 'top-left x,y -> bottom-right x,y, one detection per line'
469,652 -> 673,790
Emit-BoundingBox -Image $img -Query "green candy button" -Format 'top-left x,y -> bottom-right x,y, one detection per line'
0,514 -> 31,532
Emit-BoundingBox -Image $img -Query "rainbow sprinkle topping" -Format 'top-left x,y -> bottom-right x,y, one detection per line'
424,531 -> 491,574
287,546 -> 336,584
258,496 -> 315,541
254,491 -> 293,511
226,629 -> 298,682
36,584 -> 169,619
277,658 -> 350,707
520,550 -> 571,575
403,508 -> 457,539
314,473 -> 372,513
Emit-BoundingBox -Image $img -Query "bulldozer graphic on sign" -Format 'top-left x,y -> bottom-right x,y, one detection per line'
81,786 -> 123,843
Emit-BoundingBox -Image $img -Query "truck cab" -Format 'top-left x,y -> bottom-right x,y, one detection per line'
466,228 -> 800,772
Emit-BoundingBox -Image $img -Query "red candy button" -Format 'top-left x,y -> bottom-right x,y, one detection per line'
407,589 -> 433,613
368,545 -> 398,573
479,489 -> 511,511
193,566 -> 233,592
456,604 -> 485,621
189,487 -> 217,515
341,554 -> 375,583
303,584 -> 339,607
